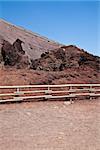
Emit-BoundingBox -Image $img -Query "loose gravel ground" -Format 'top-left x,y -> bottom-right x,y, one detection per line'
0,99 -> 100,150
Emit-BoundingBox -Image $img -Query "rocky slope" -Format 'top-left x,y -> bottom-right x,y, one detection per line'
31,45 -> 99,72
0,19 -> 61,60
0,19 -> 99,85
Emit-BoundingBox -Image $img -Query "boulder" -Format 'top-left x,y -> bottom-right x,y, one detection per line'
1,39 -> 30,68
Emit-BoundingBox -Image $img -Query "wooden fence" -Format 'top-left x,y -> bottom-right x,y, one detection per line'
0,84 -> 100,103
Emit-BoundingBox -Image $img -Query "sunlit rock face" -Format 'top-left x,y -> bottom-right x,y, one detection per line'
0,19 -> 61,60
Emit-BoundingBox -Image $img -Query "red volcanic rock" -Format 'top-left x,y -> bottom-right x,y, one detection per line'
0,19 -> 99,85
30,45 -> 99,72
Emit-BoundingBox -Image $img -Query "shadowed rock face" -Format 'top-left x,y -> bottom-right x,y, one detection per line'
1,40 -> 17,66
13,39 -> 25,55
1,39 -> 30,68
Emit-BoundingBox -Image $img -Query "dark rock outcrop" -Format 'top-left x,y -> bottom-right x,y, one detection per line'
1,39 -> 30,68
13,39 -> 25,54
30,45 -> 100,72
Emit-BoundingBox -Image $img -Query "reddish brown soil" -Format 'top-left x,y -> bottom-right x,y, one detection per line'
0,19 -> 100,150
0,99 -> 100,150
0,66 -> 99,86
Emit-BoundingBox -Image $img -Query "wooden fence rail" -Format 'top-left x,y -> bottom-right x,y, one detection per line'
0,84 -> 100,103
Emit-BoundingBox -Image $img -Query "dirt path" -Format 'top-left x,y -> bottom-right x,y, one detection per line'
0,99 -> 100,150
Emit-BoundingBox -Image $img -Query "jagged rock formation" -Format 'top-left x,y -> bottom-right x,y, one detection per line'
30,45 -> 99,72
1,39 -> 30,68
